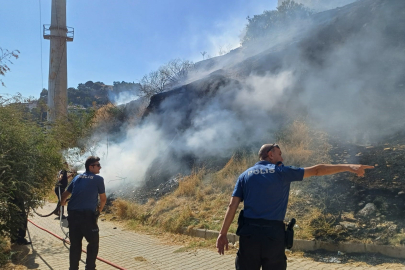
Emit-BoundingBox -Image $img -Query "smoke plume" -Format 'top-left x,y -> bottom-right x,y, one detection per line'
73,0 -> 405,193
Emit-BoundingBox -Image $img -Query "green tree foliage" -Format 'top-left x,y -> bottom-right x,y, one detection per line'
30,92 -> 48,122
67,81 -> 110,108
0,236 -> 9,266
0,95 -> 62,244
0,47 -> 20,87
39,81 -> 142,110
139,59 -> 194,98
113,81 -> 141,96
241,0 -> 313,45
39,88 -> 48,101
47,108 -> 96,151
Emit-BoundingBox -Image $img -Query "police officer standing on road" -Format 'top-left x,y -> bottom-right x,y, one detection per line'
60,156 -> 107,270
216,143 -> 374,270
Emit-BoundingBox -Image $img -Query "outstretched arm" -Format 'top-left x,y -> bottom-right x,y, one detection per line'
304,164 -> 374,178
216,196 -> 241,255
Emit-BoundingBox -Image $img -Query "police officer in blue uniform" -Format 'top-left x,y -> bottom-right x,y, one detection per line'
60,156 -> 107,270
216,143 -> 374,270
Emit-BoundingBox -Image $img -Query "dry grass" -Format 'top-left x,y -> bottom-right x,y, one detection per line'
112,199 -> 147,221
286,190 -> 345,241
389,233 -> 405,246
174,169 -> 205,197
277,120 -> 331,167
0,236 -> 31,270
92,103 -> 116,126
2,263 -> 26,270
112,120 -> 333,241
45,187 -> 58,203
211,153 -> 256,192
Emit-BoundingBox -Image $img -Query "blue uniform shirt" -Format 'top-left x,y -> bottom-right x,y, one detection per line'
232,161 -> 304,221
67,172 -> 106,212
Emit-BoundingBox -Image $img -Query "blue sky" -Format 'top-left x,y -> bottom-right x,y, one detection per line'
0,0 -> 277,98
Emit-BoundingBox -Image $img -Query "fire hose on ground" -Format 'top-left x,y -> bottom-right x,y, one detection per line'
27,219 -> 127,270
29,186 -> 127,270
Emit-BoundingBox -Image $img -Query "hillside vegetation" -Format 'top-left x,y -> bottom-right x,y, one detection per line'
111,120 -> 405,246
106,0 -> 405,246
111,121 -> 333,238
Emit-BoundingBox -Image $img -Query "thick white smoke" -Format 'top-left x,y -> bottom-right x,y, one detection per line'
74,0 -> 404,191
68,123 -> 165,190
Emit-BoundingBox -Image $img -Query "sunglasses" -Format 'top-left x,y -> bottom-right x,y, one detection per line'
91,163 -> 101,167
267,143 -> 279,153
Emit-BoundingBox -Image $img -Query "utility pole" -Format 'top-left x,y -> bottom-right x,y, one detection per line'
43,0 -> 74,121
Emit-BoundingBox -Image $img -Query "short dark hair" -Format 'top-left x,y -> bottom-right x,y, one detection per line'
258,143 -> 280,160
85,156 -> 100,171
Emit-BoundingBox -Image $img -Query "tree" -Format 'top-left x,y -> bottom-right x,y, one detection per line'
0,95 -> 62,245
241,0 -> 313,45
47,108 -> 96,150
139,59 -> 194,98
40,88 -> 48,100
113,81 -> 141,95
30,98 -> 48,122
201,51 -> 207,60
0,48 -> 20,87
68,82 -> 110,108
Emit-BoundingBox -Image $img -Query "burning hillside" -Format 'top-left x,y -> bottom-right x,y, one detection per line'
81,0 -> 405,243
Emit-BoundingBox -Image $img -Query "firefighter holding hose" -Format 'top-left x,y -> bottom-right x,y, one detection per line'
54,162 -> 75,219
216,143 -> 374,270
60,156 -> 107,270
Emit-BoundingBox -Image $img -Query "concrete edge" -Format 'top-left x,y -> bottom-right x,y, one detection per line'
181,227 -> 405,259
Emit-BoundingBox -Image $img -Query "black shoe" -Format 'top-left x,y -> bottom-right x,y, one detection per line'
62,215 -> 67,219
16,238 -> 31,245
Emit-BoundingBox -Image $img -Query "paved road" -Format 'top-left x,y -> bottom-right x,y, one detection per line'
16,203 -> 405,269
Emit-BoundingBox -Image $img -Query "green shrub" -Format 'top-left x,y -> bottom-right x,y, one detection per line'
0,235 -> 10,267
242,0 -> 313,45
0,95 -> 62,239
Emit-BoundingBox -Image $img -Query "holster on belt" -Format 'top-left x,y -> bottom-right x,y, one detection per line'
235,209 -> 244,236
285,218 -> 296,249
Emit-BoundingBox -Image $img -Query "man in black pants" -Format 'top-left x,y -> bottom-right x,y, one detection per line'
61,156 -> 107,270
54,162 -> 75,218
216,143 -> 374,270
10,195 -> 31,245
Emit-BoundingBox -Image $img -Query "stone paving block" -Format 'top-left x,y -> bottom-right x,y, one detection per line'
22,203 -> 405,270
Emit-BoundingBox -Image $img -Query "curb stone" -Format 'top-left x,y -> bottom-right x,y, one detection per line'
182,227 -> 405,259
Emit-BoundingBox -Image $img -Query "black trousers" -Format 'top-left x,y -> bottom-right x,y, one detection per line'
67,210 -> 99,270
236,220 -> 286,270
10,197 -> 28,243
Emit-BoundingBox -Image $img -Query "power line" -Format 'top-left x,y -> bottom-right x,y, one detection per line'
39,0 -> 44,91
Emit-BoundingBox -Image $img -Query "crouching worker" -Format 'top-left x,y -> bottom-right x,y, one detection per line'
216,143 -> 374,270
60,156 -> 107,270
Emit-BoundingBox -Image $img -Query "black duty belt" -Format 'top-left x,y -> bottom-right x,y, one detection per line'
243,217 -> 284,228
68,209 -> 96,215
